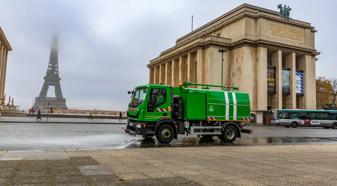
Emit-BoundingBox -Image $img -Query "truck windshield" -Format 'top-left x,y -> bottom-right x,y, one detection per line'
130,88 -> 147,107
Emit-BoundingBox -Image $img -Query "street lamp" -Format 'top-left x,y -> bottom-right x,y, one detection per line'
218,49 -> 227,88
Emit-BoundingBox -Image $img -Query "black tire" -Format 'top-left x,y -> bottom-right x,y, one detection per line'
156,125 -> 174,144
218,125 -> 238,142
291,122 -> 298,128
332,123 -> 337,129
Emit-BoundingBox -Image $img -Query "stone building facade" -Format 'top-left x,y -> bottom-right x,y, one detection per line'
147,4 -> 317,123
0,27 -> 12,109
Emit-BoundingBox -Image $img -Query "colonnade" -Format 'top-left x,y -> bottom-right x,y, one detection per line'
149,48 -> 203,87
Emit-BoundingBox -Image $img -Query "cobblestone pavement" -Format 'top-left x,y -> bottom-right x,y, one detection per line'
1,144 -> 337,185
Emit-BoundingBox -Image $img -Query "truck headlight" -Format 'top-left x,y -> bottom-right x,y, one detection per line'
136,124 -> 141,129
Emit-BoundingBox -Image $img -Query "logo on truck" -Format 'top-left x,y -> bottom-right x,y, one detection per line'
209,105 -> 214,112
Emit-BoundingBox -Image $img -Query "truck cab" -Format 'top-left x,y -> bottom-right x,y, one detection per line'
126,84 -> 175,141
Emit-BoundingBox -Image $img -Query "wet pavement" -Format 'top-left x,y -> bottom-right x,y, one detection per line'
0,121 -> 337,151
1,122 -> 337,185
0,156 -> 123,185
0,116 -> 127,124
0,123 -> 136,151
1,144 -> 337,185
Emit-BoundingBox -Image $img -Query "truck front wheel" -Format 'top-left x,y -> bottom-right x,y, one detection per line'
156,125 -> 174,144
218,125 -> 237,142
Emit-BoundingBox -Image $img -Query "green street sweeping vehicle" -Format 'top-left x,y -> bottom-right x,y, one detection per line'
126,82 -> 251,143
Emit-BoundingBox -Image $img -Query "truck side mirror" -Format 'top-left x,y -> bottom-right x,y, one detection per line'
127,90 -> 134,98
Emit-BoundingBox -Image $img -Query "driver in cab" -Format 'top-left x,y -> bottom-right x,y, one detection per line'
155,90 -> 165,106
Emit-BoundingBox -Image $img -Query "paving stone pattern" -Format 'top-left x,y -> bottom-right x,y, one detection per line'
0,156 -> 122,185
0,156 -> 198,186
2,144 -> 337,185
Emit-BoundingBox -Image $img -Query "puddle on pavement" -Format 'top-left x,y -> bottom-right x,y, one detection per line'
124,136 -> 337,148
1,135 -> 337,151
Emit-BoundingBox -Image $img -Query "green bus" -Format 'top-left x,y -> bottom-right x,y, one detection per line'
272,109 -> 337,129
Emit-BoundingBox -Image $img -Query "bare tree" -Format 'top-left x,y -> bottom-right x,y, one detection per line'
316,78 -> 333,109
331,79 -> 337,104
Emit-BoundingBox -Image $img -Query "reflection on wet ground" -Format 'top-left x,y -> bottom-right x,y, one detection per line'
125,136 -> 337,148
0,123 -> 136,151
1,122 -> 337,151
237,136 -> 337,146
127,136 -> 237,148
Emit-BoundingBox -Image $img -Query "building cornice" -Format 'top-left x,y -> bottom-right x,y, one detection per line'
0,27 -> 12,51
148,36 -> 231,67
233,39 -> 319,55
148,37 -> 318,68
176,4 -> 314,44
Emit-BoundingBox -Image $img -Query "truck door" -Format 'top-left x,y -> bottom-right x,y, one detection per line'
145,87 -> 171,121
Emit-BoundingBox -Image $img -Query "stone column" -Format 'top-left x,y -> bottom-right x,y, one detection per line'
0,46 -> 4,99
153,66 -> 157,84
167,61 -> 172,86
187,53 -> 191,82
286,53 -> 297,109
164,62 -> 168,85
171,59 -> 175,86
149,67 -> 154,84
299,55 -> 316,109
178,56 -> 182,84
203,48 -> 211,84
196,48 -> 203,84
256,47 -> 268,111
208,47 -> 220,85
223,50 -> 230,86
230,46 -> 255,103
158,63 -> 162,84
271,50 -> 282,109
307,55 -> 317,109
2,50 -> 8,97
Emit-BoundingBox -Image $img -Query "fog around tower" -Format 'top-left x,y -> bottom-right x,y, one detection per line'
0,0 -> 336,110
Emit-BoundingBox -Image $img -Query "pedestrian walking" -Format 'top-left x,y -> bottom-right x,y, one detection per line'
119,112 -> 123,121
36,109 -> 42,121
46,110 -> 49,122
88,111 -> 94,119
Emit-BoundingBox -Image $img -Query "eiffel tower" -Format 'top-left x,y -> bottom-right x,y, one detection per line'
34,36 -> 67,110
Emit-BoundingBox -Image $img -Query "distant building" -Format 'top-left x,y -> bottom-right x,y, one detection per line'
0,27 -> 12,110
147,4 -> 317,123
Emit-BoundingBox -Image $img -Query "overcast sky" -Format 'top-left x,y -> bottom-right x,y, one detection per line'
1,0 -> 336,111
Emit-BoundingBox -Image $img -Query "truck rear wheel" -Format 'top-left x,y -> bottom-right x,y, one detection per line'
332,123 -> 337,129
156,125 -> 174,144
218,125 -> 237,142
291,122 -> 298,128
